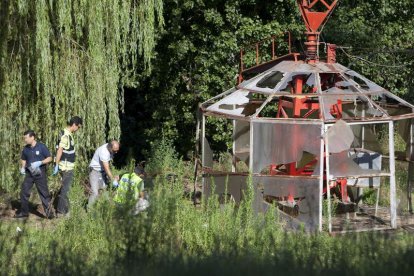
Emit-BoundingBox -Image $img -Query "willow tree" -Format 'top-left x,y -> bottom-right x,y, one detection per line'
0,0 -> 163,191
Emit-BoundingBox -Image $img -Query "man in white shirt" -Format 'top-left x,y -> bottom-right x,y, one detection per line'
88,140 -> 120,208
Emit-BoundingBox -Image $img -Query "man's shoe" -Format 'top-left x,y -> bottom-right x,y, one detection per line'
14,212 -> 29,219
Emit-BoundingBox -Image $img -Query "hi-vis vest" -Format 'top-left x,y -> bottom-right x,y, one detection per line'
114,173 -> 144,204
56,129 -> 76,170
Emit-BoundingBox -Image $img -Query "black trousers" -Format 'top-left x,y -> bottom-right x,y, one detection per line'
57,170 -> 74,214
20,169 -> 52,216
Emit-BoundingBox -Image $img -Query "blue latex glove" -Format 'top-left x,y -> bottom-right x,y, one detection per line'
52,164 -> 59,176
20,167 -> 26,175
112,180 -> 119,188
31,161 -> 42,168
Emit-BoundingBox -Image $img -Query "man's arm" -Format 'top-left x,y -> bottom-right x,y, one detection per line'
42,156 -> 52,165
102,161 -> 118,181
41,144 -> 52,165
56,134 -> 69,165
55,147 -> 63,164
19,159 -> 26,174
100,148 -> 119,181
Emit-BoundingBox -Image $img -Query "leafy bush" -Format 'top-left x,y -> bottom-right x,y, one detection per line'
1,141 -> 414,275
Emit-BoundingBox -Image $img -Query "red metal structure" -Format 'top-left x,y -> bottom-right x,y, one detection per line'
298,0 -> 338,63
230,0 -> 347,211
200,0 -> 414,232
270,0 -> 340,179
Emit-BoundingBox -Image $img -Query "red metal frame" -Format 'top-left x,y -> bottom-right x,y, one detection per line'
297,0 -> 338,63
238,32 -> 294,84
235,0 -> 346,201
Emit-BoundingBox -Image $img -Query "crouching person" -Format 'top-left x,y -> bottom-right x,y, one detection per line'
88,140 -> 120,209
113,166 -> 148,215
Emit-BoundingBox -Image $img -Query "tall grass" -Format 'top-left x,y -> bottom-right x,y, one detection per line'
1,138 -> 414,275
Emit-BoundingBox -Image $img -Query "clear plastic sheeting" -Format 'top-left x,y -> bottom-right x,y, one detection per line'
396,119 -> 413,159
320,94 -> 358,120
201,87 -> 237,106
252,122 -> 322,173
206,90 -> 251,116
276,73 -> 316,93
203,175 -> 248,203
239,70 -> 290,95
202,62 -> 414,121
202,137 -> 213,168
343,70 -> 384,92
371,92 -> 414,118
351,125 -> 383,153
329,150 -> 381,179
323,86 -> 355,95
320,94 -> 386,120
256,71 -> 284,89
320,73 -> 356,94
253,176 -> 321,232
233,120 -> 250,164
347,150 -> 382,187
397,119 -> 412,144
324,120 -> 354,153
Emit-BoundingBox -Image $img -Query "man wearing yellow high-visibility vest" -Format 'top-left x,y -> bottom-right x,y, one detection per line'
113,166 -> 148,213
53,116 -> 82,217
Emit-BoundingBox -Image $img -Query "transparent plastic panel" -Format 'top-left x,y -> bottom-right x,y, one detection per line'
206,90 -> 264,117
319,73 -> 357,94
252,122 -> 322,173
320,94 -> 386,120
241,71 -> 290,95
254,176 -> 321,232
324,120 -> 354,153
396,119 -> 412,145
202,137 -> 213,168
395,119 -> 413,159
371,92 -> 414,117
233,120 -> 250,165
238,71 -> 270,89
329,150 -> 381,179
256,71 -> 284,89
343,70 -> 383,92
203,175 -> 248,203
350,124 -> 383,153
276,73 -> 316,94
202,87 -> 236,106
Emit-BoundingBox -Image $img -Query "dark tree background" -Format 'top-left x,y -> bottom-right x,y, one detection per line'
117,0 -> 414,165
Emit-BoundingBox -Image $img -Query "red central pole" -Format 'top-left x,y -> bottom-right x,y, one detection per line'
297,0 -> 338,63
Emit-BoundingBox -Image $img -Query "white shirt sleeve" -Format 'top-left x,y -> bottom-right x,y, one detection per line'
99,147 -> 111,162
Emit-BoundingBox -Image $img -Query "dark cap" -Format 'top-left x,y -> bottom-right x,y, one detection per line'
134,166 -> 145,176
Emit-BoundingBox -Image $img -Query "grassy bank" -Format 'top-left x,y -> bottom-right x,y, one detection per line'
1,141 -> 414,275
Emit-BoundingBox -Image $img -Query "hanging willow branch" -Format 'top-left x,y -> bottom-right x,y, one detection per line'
0,0 -> 163,191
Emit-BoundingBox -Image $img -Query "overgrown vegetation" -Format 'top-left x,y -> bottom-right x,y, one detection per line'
0,0 -> 163,192
1,1 -> 414,274
127,0 -> 414,159
1,140 -> 414,275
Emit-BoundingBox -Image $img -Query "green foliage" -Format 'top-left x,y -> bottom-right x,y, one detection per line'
130,0 -> 304,157
1,144 -> 414,275
0,0 -> 163,192
324,0 -> 414,100
124,0 -> 414,159
145,136 -> 184,177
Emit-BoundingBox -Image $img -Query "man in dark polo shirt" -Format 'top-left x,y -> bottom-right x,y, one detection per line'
14,130 -> 54,219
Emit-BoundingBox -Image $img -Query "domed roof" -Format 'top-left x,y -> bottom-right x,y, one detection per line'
201,60 -> 414,122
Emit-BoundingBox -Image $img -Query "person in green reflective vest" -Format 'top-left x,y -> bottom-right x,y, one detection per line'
113,166 -> 145,206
